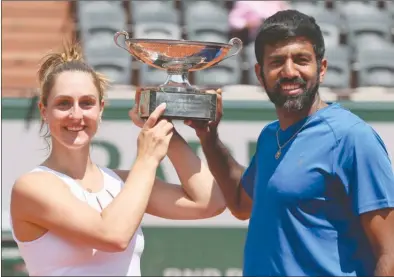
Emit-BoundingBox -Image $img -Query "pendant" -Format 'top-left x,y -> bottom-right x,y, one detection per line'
275,149 -> 281,159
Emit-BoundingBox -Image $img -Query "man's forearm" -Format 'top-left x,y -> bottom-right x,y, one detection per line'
166,131 -> 224,211
200,133 -> 245,212
375,254 -> 394,276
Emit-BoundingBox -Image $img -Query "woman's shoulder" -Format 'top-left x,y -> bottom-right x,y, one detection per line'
10,169 -> 72,221
12,169 -> 68,196
15,169 -> 49,185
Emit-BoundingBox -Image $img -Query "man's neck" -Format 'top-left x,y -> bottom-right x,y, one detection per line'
43,142 -> 94,180
276,96 -> 327,131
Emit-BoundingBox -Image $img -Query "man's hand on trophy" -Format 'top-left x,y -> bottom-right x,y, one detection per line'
184,88 -> 223,140
129,88 -> 146,128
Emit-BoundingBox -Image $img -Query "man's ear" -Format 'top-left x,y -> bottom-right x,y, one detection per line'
254,63 -> 265,87
319,58 -> 328,83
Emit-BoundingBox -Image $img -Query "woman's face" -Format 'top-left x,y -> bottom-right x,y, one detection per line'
39,71 -> 104,150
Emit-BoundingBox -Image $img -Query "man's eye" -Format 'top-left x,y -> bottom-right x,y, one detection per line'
271,60 -> 282,66
296,57 -> 310,65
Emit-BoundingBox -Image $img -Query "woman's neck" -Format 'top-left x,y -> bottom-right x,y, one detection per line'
43,142 -> 95,180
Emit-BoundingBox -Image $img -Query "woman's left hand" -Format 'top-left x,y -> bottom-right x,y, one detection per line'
129,88 -> 145,128
130,88 -> 178,138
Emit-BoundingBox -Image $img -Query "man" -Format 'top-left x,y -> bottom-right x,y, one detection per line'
186,10 -> 394,276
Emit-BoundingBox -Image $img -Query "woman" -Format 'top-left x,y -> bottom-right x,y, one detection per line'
9,43 -> 226,276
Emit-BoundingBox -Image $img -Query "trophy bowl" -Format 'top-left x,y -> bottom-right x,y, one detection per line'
114,31 -> 243,121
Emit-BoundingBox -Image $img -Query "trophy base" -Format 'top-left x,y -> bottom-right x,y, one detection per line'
139,88 -> 217,121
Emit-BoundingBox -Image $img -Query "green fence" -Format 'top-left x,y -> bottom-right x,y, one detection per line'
3,98 -> 394,122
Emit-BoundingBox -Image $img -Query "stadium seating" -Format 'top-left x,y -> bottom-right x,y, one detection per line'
184,1 -> 230,43
3,0 -> 394,100
194,55 -> 242,87
357,45 -> 394,88
77,1 -> 132,85
245,43 -> 260,86
131,1 -> 179,24
77,1 -> 126,34
131,1 -> 182,39
131,1 -> 180,33
139,64 -> 169,87
181,0 -> 228,11
84,39 -> 133,85
322,46 -> 351,89
389,1 -> 394,18
290,4 -> 342,47
133,23 -> 182,40
342,3 -> 392,54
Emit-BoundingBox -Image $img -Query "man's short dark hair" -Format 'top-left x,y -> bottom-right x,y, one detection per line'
254,10 -> 325,66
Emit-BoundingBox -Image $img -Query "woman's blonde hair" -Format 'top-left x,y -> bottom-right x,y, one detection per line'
38,41 -> 109,106
37,41 -> 109,151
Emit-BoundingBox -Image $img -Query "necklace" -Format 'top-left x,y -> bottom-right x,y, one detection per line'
275,106 -> 322,159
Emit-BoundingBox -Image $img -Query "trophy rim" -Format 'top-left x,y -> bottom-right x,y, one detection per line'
125,38 -> 233,48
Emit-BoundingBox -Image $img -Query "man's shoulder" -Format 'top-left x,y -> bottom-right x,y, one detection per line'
319,103 -> 369,141
261,120 -> 279,134
321,104 -> 386,154
256,120 -> 279,141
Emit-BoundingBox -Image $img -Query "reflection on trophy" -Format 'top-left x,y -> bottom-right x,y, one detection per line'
114,31 -> 243,121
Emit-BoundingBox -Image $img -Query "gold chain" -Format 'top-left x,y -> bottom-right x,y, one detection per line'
275,107 -> 321,160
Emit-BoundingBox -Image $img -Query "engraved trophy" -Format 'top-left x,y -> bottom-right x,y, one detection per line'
114,31 -> 243,121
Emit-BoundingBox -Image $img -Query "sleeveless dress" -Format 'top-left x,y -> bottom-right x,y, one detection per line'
10,165 -> 145,276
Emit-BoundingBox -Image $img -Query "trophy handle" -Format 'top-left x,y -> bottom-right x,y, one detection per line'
212,37 -> 243,66
114,31 -> 131,53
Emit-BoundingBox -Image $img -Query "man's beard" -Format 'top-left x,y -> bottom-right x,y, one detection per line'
262,74 -> 319,112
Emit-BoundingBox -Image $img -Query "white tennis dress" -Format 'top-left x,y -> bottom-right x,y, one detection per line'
10,165 -> 145,276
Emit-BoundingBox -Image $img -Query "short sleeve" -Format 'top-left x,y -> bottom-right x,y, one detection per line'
335,123 -> 394,215
241,154 -> 257,199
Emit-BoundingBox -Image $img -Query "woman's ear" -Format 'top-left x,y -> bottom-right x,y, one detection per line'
99,99 -> 105,118
38,101 -> 47,121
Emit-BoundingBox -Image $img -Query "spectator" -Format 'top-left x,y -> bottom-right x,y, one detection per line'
229,1 -> 290,45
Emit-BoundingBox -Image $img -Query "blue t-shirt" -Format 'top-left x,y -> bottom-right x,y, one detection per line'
241,103 -> 394,276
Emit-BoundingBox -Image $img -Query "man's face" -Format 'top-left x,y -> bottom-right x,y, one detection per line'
255,37 -> 327,111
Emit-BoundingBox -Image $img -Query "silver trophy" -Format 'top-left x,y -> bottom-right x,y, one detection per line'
114,31 -> 243,121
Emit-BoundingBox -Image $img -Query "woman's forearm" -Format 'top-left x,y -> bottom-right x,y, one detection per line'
101,158 -> 158,249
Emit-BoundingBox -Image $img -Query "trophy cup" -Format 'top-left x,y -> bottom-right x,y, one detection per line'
114,31 -> 243,121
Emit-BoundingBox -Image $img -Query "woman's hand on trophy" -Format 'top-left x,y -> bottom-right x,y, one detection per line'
129,88 -> 146,128
184,88 -> 223,141
137,103 -> 174,164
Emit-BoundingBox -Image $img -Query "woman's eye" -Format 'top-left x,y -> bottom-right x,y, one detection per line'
58,101 -> 70,106
81,101 -> 94,106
